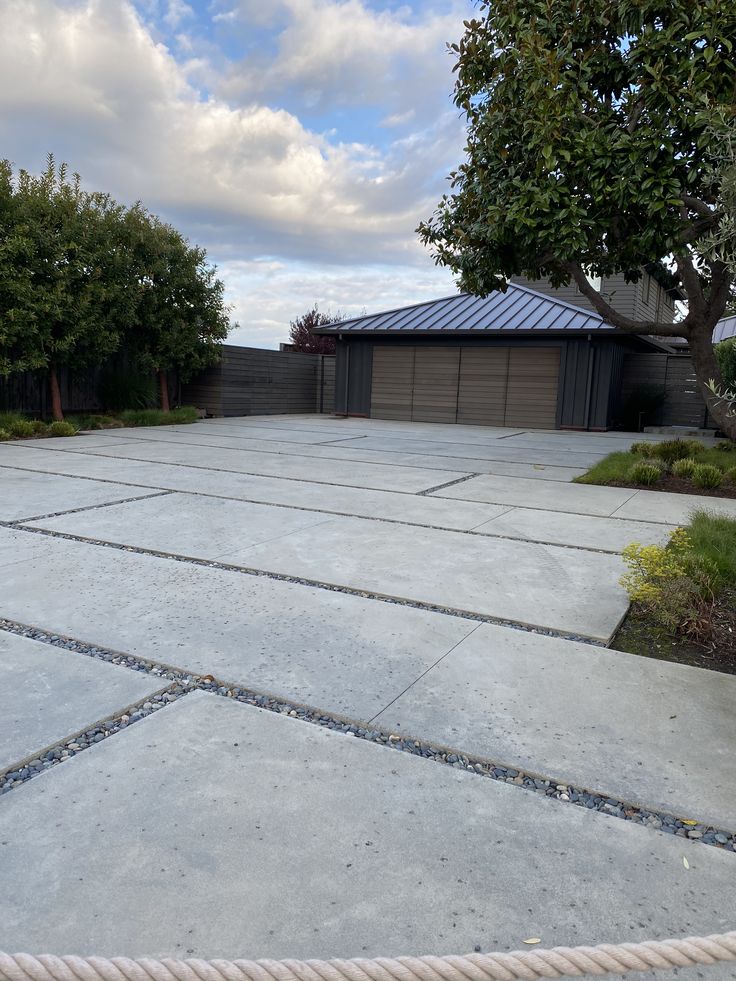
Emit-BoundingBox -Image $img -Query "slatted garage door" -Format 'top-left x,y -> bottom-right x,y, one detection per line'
370,345 -> 560,429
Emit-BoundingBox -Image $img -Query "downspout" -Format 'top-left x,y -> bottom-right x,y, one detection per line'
583,334 -> 596,431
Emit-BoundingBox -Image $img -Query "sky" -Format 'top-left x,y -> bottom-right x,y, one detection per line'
0,0 -> 476,348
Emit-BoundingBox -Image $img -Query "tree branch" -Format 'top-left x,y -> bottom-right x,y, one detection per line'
561,261 -> 687,336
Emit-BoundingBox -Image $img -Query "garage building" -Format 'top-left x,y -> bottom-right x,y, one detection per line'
317,283 -> 706,432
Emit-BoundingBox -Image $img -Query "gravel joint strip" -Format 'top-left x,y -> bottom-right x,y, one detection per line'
417,473 -> 480,496
4,522 -> 605,646
10,490 -> 173,525
0,618 -> 734,852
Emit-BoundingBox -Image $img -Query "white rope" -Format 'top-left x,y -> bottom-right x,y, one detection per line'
1,932 -> 735,981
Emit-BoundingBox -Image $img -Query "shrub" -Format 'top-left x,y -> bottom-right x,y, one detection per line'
630,441 -> 658,457
725,466 -> 736,483
715,440 -> 735,452
30,419 -> 48,434
0,428 -> 10,441
653,438 -> 704,464
672,457 -> 697,478
119,406 -> 199,426
691,463 -> 724,489
48,420 -> 77,437
621,528 -> 719,634
97,367 -> 157,412
629,460 -> 663,485
8,419 -> 34,438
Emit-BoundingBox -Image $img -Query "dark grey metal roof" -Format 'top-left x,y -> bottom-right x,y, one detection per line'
714,314 -> 736,343
317,283 -> 613,335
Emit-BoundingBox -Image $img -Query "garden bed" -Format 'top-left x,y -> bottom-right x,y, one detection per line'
0,406 -> 199,441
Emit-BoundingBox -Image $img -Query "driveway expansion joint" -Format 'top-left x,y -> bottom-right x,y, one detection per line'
7,490 -> 174,525
1,617 -> 733,852
5,522 -> 609,646
417,473 -> 480,496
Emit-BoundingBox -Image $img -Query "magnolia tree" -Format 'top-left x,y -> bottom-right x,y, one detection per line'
418,0 -> 736,437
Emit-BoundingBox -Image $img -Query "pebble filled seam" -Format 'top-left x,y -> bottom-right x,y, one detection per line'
0,619 -> 733,853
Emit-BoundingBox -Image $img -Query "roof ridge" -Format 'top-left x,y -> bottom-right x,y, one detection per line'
506,280 -> 607,323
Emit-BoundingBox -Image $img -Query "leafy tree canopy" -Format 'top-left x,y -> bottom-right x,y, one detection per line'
418,0 -> 736,434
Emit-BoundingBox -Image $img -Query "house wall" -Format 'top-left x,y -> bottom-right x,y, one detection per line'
182,345 -> 335,417
512,271 -> 676,323
620,352 -> 710,429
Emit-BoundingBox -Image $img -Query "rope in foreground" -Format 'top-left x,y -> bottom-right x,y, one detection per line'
2,933 -> 735,981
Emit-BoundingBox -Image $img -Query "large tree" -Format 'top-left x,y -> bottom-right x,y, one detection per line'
418,0 -> 736,437
120,207 -> 231,411
0,157 -> 129,418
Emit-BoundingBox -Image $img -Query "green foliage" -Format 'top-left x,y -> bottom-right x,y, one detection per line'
65,414 -> 122,431
419,1 -> 736,294
118,406 -> 198,426
97,366 -> 157,412
691,463 -> 724,488
671,457 -> 698,478
630,441 -> 658,457
8,419 -> 34,438
0,157 -> 233,417
0,428 -> 9,441
653,439 -> 705,464
715,439 -> 736,451
30,419 -> 47,434
629,460 -> 663,485
48,420 -> 77,437
726,466 -> 736,483
716,339 -> 736,391
688,510 -> 736,583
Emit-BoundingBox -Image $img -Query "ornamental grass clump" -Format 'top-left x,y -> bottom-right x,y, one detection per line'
629,460 -> 663,485
0,428 -> 9,441
48,420 -> 77,437
691,463 -> 724,489
653,439 -> 704,464
630,441 -> 658,457
8,419 -> 34,438
672,457 -> 698,478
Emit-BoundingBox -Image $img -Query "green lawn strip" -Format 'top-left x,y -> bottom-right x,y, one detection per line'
575,443 -> 736,494
0,406 -> 199,441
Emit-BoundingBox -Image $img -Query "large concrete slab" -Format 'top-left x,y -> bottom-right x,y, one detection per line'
1,693 -> 734,971
29,492 -> 337,558
77,439 -> 468,492
614,488 -> 736,524
475,506 -> 675,552
225,515 -> 628,641
0,528 -> 475,720
374,623 -> 736,830
26,498 -> 629,640
0,525 -> 61,570
327,435 -> 605,468
433,473 -> 638,517
0,467 -> 163,522
1,448 -> 511,532
0,631 -> 163,771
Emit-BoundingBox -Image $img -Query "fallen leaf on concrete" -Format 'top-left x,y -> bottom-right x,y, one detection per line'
523,938 -> 542,945
682,820 -> 698,826
683,856 -> 690,869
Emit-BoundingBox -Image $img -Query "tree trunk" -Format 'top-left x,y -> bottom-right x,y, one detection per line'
688,323 -> 736,440
49,365 -> 63,422
158,369 -> 170,413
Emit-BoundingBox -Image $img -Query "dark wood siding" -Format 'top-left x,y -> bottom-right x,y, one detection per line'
411,347 -> 460,423
456,348 -> 509,426
370,346 -> 415,420
620,352 -> 709,429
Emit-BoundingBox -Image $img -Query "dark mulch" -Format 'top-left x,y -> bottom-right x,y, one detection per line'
608,475 -> 736,499
614,588 -> 736,674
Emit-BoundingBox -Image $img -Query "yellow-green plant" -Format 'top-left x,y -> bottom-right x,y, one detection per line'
621,528 -> 718,633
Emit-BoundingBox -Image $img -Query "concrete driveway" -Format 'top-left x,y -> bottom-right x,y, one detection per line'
1,415 -> 735,973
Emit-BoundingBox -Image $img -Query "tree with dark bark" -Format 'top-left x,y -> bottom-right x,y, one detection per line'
0,157 -> 129,419
418,0 -> 736,437
288,306 -> 343,354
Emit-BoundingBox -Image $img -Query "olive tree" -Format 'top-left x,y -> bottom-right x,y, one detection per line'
418,0 -> 736,437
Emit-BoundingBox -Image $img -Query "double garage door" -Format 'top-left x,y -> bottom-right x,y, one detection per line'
370,345 -> 560,429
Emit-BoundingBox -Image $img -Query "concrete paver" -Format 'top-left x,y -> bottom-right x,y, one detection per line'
475,506 -> 676,552
432,473 -> 638,517
0,631 -> 164,771
0,467 -> 163,522
1,447 -> 511,531
0,528 -> 475,720
0,691 -> 733,972
374,623 -> 736,830
28,500 -> 629,640
614,488 -> 736,524
78,439 -> 469,492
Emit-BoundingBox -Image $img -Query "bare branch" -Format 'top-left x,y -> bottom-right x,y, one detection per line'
681,195 -> 717,219
561,261 -> 687,336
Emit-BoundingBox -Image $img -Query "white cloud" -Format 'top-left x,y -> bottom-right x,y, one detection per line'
0,0 -> 470,344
